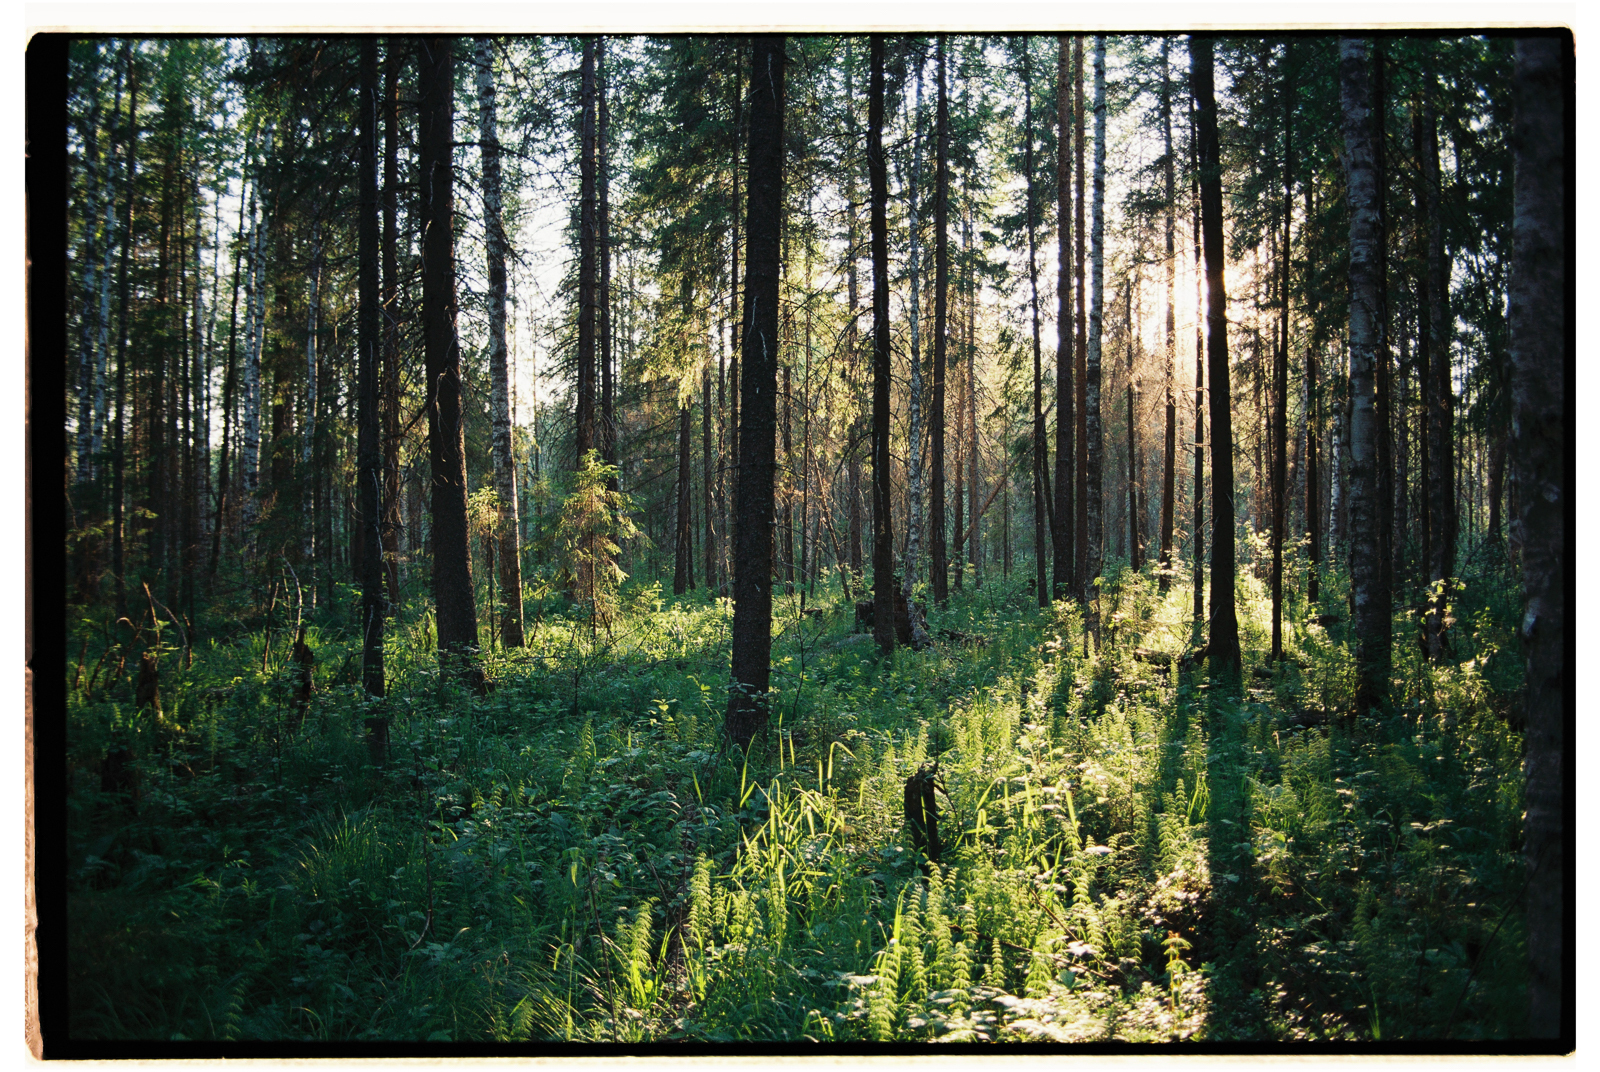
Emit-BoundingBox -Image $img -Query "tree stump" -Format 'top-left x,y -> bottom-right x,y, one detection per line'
134,654 -> 160,718
904,763 -> 940,863
289,625 -> 315,732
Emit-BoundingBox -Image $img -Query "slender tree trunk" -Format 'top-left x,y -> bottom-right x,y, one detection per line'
420,36 -> 481,683
725,34 -> 785,749
358,39 -> 386,696
868,35 -> 896,655
1158,39 -> 1177,594
1394,286 -> 1410,583
902,56 -> 931,646
75,72 -> 104,491
1193,35 -> 1240,681
783,363 -> 795,592
727,48 -> 744,577
675,394 -> 693,595
1422,74 -> 1455,659
1272,45 -> 1294,660
381,43 -> 402,608
930,34 -> 950,607
575,37 -> 598,465
599,38 -> 616,490
111,45 -> 137,624
1052,34 -> 1076,602
1191,90 -> 1205,626
1126,281 -> 1140,572
966,189 -> 980,587
476,38 -> 524,647
1338,37 -> 1392,715
1511,36 -> 1567,1038
241,128 -> 271,551
1373,45 -> 1395,627
1021,45 -> 1049,609
1305,186 -> 1321,605
210,173 -> 245,581
845,45 -> 863,584
1073,36 -> 1089,603
303,213 -> 322,597
1085,36 -> 1107,632
704,362 -> 716,593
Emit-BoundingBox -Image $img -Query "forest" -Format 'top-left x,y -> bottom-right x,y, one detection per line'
51,31 -> 1568,1046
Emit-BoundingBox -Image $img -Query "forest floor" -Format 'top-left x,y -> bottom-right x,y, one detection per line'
64,555 -> 1530,1043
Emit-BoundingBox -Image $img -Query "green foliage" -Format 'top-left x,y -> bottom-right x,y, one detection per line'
64,556 -> 1528,1042
553,451 -> 643,633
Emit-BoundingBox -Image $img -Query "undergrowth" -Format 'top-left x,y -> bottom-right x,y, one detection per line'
63,555 -> 1527,1042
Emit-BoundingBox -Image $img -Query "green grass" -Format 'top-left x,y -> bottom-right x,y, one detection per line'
63,555 -> 1528,1042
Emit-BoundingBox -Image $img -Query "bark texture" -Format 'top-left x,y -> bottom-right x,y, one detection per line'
930,35 -> 950,606
1511,34 -> 1567,1042
357,39 -> 385,696
1085,37 -> 1107,631
1193,35 -> 1240,681
724,34 -> 785,749
477,38 -> 524,647
868,36 -> 896,656
1338,37 -> 1392,714
419,37 -> 481,682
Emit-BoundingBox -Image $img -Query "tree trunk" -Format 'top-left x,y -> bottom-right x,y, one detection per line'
1052,34 -> 1076,602
1126,281 -> 1140,572
930,34 -> 950,607
845,46 -> 863,584
1422,75 -> 1455,659
727,47 -> 744,578
599,38 -> 616,489
381,42 -> 403,608
967,189 -> 980,587
783,363 -> 795,593
704,362 -> 716,594
1338,37 -> 1393,716
419,36 -> 481,684
725,34 -> 785,749
1085,36 -> 1107,632
575,37 -> 598,465
902,55 -> 931,647
1073,36 -> 1089,604
475,38 -> 524,647
1022,45 -> 1049,609
1373,45 -> 1395,627
357,39 -> 386,697
1191,88 -> 1205,626
1272,44 -> 1294,661
869,36 -> 896,656
675,396 -> 693,595
1193,35 -> 1240,682
1158,38 -> 1177,595
303,213 -> 322,597
1511,35 -> 1567,1040
1305,186 -> 1321,605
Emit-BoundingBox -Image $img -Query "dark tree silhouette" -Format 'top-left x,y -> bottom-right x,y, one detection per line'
419,36 -> 480,685
724,34 -> 785,749
1510,33 -> 1567,1041
1192,35 -> 1239,681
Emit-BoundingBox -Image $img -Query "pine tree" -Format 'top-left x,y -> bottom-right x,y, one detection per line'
1193,34 -> 1239,681
1052,34 -> 1076,601
357,38 -> 385,697
725,34 -> 786,749
868,35 -> 896,656
418,36 -> 481,686
1510,33 -> 1567,1040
